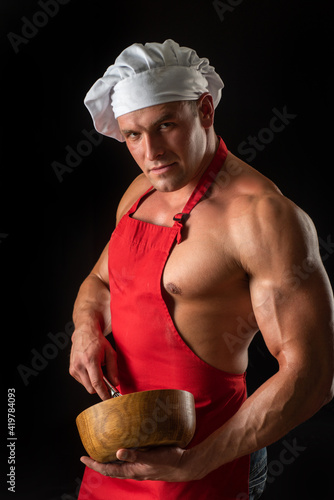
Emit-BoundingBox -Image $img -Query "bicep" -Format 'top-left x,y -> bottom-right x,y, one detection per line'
242,196 -> 334,370
250,263 -> 334,368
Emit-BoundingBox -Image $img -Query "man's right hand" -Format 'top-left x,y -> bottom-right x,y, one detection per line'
70,328 -> 119,401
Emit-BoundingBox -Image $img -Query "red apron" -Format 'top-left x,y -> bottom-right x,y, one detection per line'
79,138 -> 250,499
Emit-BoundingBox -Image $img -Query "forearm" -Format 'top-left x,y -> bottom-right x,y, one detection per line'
192,364 -> 332,477
70,271 -> 118,399
73,273 -> 111,337
80,365 -> 331,481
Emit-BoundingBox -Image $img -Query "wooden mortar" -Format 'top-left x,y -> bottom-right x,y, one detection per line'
76,389 -> 196,463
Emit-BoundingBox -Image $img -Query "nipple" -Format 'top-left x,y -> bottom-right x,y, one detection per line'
166,282 -> 182,295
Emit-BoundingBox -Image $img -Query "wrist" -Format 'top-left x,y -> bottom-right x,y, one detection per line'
182,444 -> 215,480
73,308 -> 111,338
185,429 -> 238,480
71,321 -> 103,342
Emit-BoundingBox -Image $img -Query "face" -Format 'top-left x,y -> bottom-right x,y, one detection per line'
117,98 -> 214,192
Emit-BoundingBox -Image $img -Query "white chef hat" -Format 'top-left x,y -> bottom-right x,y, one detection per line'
84,39 -> 224,142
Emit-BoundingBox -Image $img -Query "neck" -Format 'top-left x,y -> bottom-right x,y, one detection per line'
157,132 -> 220,208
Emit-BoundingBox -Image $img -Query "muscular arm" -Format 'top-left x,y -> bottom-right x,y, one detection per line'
189,193 -> 334,476
81,192 -> 334,480
70,243 -> 118,400
69,173 -> 150,400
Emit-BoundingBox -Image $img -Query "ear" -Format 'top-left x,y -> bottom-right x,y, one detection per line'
197,93 -> 215,128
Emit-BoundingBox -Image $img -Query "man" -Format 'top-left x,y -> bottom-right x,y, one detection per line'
70,40 -> 334,499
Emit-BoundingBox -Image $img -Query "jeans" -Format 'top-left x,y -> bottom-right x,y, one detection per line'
249,448 -> 267,500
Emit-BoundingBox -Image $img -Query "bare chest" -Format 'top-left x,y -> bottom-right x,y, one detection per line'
130,192 -> 254,373
163,233 -> 235,300
132,193 -> 244,301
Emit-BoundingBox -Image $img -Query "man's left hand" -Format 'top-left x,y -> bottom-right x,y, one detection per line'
80,445 -> 205,482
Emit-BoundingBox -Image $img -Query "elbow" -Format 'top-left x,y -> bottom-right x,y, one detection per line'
295,360 -> 334,413
316,359 -> 334,408
309,338 -> 334,409
322,376 -> 334,406
322,346 -> 334,406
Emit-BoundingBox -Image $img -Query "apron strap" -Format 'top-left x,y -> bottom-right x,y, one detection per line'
174,137 -> 228,244
127,186 -> 154,216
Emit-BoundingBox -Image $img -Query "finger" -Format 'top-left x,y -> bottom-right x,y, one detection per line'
69,358 -> 96,394
116,449 -> 136,462
86,362 -> 110,401
70,346 -> 111,399
80,456 -> 131,479
80,456 -> 108,475
80,456 -> 99,468
77,369 -> 98,395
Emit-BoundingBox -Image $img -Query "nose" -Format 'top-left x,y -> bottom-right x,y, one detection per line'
144,133 -> 164,162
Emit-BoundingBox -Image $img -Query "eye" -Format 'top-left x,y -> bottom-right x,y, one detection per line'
126,131 -> 140,140
159,122 -> 174,130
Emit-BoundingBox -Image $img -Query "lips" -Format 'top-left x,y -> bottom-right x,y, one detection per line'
150,162 -> 176,174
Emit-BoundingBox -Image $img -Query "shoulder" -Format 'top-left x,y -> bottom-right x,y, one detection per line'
237,192 -> 319,278
116,173 -> 152,225
242,191 -> 316,255
220,153 -> 313,234
219,154 -> 319,273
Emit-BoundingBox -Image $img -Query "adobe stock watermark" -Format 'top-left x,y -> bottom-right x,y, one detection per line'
17,321 -> 74,386
51,128 -> 103,182
212,0 -> 245,22
7,0 -> 72,54
237,438 -> 306,498
238,106 -> 297,162
124,395 -> 179,449
191,104 -> 296,202
266,438 -> 306,484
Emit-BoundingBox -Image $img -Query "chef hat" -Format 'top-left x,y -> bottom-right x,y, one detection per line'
84,39 -> 224,142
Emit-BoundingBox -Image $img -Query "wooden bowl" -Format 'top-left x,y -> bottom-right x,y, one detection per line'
76,389 -> 196,463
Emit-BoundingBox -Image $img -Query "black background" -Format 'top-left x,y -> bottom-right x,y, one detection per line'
1,0 -> 333,499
